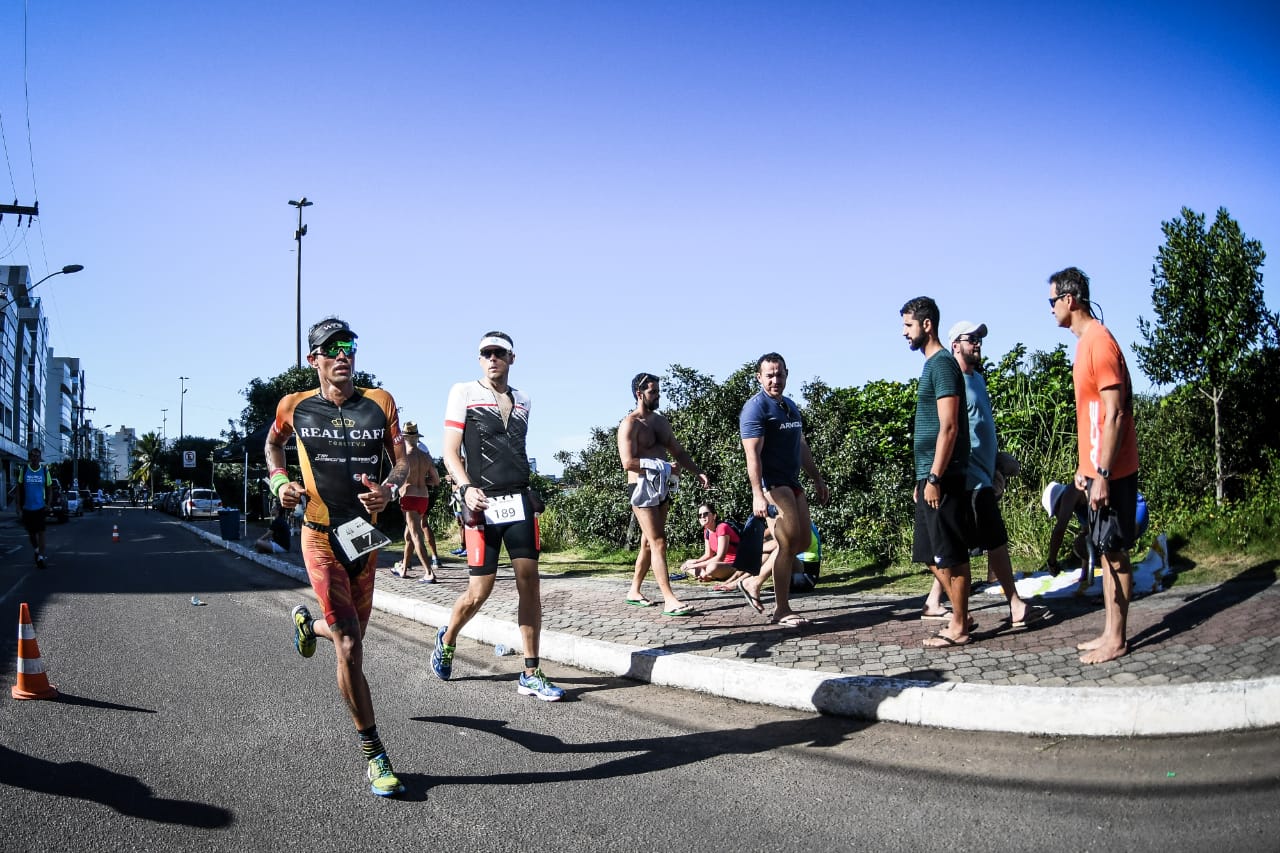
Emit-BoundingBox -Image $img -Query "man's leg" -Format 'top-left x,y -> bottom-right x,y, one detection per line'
628,534 -> 651,597
923,577 -> 947,617
988,544 -> 1034,624
512,556 -> 542,666
753,487 -> 810,621
442,573 -> 497,646
404,511 -> 433,578
1080,552 -> 1131,664
311,616 -> 375,727
629,505 -> 685,611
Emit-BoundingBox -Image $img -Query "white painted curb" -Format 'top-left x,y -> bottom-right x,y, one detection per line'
192,523 -> 1280,737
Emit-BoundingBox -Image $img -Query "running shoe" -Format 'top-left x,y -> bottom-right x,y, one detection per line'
291,604 -> 317,658
517,668 -> 565,702
429,557 -> 441,570
431,625 -> 454,680
36,555 -> 47,570
366,753 -> 405,797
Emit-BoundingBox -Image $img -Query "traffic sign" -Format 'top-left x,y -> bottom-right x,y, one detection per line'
183,450 -> 197,468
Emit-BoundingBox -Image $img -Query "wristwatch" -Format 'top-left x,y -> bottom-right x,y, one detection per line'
1096,467 -> 1111,480
926,472 -> 941,486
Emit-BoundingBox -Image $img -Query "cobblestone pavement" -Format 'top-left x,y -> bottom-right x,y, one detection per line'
227,521 -> 1279,690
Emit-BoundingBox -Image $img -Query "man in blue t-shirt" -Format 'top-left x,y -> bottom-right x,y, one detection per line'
17,447 -> 51,569
738,352 -> 828,627
903,297 -> 975,649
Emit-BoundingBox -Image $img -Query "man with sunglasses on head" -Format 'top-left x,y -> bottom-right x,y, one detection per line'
267,316 -> 411,797
1049,267 -> 1140,664
431,332 -> 565,701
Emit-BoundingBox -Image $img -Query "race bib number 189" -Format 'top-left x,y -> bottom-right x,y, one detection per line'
484,493 -> 526,526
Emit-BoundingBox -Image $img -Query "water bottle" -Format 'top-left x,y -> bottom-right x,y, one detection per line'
495,643 -> 518,656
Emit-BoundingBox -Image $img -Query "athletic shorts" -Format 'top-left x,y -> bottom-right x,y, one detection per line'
21,509 -> 47,534
300,526 -> 377,630
911,474 -> 974,569
968,486 -> 1009,551
465,491 -> 541,576
400,494 -> 430,514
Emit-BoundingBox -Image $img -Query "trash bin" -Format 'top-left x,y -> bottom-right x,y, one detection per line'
218,508 -> 241,540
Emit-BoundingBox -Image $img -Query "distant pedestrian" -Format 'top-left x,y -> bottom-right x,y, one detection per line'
395,421 -> 442,581
1050,267 -> 1140,664
17,447 -> 51,569
902,297 -> 975,648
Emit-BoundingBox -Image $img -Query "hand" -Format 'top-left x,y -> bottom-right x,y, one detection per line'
358,474 -> 391,512
1073,471 -> 1088,492
278,482 -> 307,510
752,494 -> 770,518
814,480 -> 830,506
696,473 -> 710,489
923,481 -> 941,509
1088,476 -> 1110,511
464,486 -> 489,511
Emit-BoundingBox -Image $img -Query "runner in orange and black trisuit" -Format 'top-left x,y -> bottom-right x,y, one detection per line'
266,316 -> 411,798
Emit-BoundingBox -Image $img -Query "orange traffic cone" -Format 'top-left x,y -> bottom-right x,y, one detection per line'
112,524 -> 120,543
12,602 -> 58,700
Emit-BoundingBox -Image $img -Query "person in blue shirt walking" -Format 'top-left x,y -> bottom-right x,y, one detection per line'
17,447 -> 51,569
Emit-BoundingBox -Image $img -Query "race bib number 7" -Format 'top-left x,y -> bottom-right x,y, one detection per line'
484,493 -> 526,526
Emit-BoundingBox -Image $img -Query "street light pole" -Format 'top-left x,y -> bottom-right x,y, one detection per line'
179,377 -> 190,442
161,409 -> 168,445
288,197 -> 313,368
0,263 -> 84,310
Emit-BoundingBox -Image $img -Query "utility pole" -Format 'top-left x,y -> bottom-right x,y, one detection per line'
71,405 -> 95,490
288,198 -> 313,368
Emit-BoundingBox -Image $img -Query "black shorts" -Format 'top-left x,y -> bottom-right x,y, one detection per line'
968,486 -> 1008,551
21,509 -> 47,534
465,491 -> 541,576
911,474 -> 974,569
1087,472 -> 1138,553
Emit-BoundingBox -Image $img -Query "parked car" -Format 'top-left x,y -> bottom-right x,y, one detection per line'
163,492 -> 182,515
66,490 -> 83,517
79,490 -> 97,512
181,489 -> 223,519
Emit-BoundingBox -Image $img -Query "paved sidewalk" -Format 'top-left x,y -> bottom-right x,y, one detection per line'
188,520 -> 1280,737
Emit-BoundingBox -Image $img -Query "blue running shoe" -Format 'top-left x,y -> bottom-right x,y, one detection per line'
366,753 -> 404,797
517,668 -> 565,702
431,625 -> 454,680
291,604 -> 316,658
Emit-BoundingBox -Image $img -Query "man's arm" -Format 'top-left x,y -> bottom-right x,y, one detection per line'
617,416 -> 643,474
923,394 -> 960,507
264,419 -> 305,509
1089,384 -> 1127,509
742,436 -> 769,517
442,427 -> 487,511
664,421 -> 709,489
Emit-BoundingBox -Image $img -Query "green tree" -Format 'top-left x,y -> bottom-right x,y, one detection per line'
130,431 -> 166,495
1134,206 -> 1268,504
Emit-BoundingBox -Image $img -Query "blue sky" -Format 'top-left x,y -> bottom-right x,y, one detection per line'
2,1 -> 1277,476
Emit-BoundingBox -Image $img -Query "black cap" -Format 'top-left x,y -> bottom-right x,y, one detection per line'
308,318 -> 358,351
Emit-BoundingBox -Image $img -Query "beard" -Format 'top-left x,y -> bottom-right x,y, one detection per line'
906,331 -> 928,351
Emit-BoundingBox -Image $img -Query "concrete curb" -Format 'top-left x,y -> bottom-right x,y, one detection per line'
190,523 -> 1280,737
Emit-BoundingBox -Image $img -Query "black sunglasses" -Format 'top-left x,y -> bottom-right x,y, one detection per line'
479,348 -> 509,359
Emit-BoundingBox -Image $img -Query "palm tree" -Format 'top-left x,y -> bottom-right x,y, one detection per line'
131,431 -> 166,499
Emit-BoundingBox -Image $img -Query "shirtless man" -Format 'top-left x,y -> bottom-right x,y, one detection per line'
618,372 -> 710,616
395,421 -> 442,582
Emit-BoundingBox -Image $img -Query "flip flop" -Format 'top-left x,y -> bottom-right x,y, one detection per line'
923,632 -> 971,649
739,583 -> 765,614
625,597 -> 655,608
418,576 -> 437,585
1006,606 -> 1048,628
662,605 -> 696,617
771,613 -> 810,627
920,609 -> 951,622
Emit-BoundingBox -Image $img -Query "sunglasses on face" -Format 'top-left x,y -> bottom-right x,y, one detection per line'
479,348 -> 509,359
1048,293 -> 1070,308
315,340 -> 357,358
698,511 -> 711,518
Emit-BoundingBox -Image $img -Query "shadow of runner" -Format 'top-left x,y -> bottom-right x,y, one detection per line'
412,714 -> 870,786
1128,561 -> 1279,652
0,744 -> 232,827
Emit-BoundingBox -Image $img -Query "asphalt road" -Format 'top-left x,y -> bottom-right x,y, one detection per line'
2,508 -> 1278,853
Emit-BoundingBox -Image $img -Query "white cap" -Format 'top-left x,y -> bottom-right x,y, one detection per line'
1042,481 -> 1069,517
947,320 -> 988,345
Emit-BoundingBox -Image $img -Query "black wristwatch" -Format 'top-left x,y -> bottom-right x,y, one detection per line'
1096,467 -> 1111,480
926,472 -> 941,486
458,484 -> 471,500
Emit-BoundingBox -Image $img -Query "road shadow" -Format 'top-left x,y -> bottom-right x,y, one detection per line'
0,744 -> 232,827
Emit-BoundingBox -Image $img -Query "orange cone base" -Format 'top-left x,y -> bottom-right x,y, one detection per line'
12,682 -> 58,700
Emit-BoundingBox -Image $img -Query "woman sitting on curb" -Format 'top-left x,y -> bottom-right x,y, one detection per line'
680,502 -> 739,583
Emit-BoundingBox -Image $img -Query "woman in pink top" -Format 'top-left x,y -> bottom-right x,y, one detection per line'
681,503 -> 740,583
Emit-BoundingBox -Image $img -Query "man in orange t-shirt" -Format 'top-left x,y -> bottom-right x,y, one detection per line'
1049,267 -> 1140,665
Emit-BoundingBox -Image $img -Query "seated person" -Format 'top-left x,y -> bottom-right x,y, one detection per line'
681,502 -> 740,582
255,505 -> 292,555
734,515 -> 822,593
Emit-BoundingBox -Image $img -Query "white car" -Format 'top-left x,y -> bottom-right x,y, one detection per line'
66,492 -> 84,516
181,489 -> 223,519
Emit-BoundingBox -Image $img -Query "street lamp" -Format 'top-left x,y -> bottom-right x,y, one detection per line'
0,263 -> 84,309
161,409 -> 168,444
288,197 -> 313,368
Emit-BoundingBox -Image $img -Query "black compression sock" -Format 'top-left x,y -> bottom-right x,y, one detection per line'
358,725 -> 386,761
